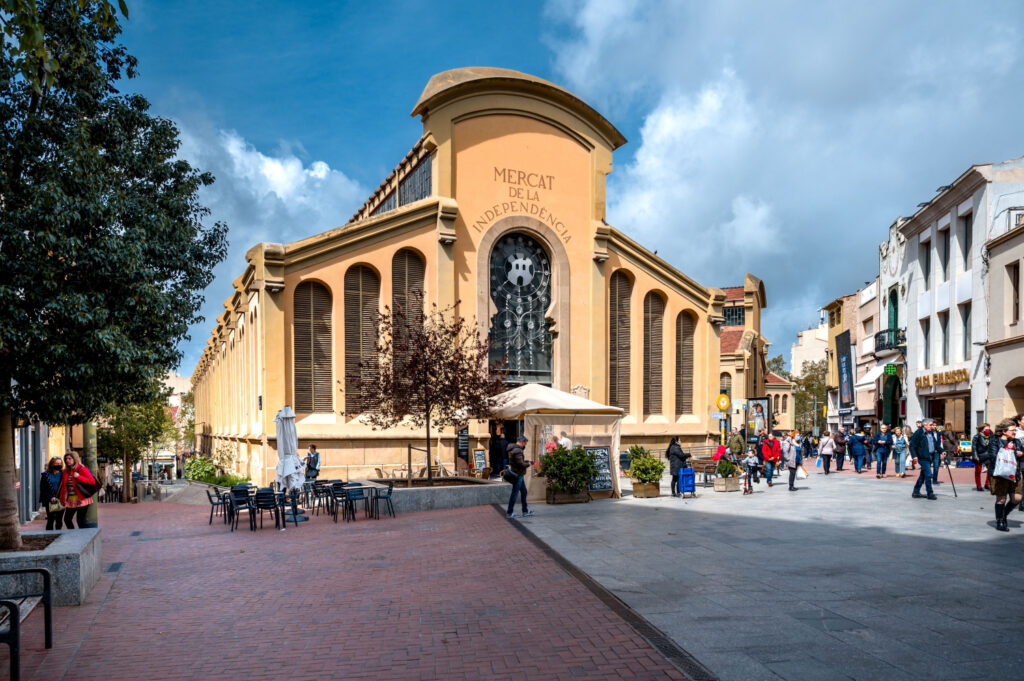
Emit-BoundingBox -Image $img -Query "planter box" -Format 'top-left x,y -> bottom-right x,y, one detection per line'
545,488 -> 591,504
0,528 -> 101,605
632,482 -> 660,498
714,477 -> 741,492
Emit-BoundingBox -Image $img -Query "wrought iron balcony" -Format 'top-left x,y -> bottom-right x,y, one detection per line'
874,328 -> 906,354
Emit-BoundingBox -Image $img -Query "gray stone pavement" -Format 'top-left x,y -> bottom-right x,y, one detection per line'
516,469 -> 1024,681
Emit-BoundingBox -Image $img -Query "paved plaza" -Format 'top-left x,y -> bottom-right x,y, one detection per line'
3,494 -> 683,681
524,466 -> 1024,681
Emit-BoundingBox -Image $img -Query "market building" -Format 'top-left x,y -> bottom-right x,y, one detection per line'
191,67 -> 764,484
899,158 -> 1024,438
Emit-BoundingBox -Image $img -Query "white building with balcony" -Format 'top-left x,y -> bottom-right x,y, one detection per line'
900,158 -> 1024,437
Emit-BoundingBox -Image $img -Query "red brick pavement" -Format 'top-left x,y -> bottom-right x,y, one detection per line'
3,502 -> 686,681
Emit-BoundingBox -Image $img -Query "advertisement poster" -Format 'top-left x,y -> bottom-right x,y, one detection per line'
746,398 -> 770,442
836,330 -> 854,408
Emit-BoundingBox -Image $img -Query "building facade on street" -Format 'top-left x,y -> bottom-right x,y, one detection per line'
985,196 -> 1024,422
852,278 -> 880,429
900,158 -> 1024,438
824,293 -> 856,433
790,319 -> 827,378
870,218 -> 909,427
765,371 -> 795,432
191,68 -> 763,484
717,275 -> 769,436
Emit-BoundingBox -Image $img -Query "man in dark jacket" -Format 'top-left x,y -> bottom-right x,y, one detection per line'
910,419 -> 941,500
666,437 -> 690,497
873,424 -> 894,478
833,429 -> 847,471
506,436 -> 533,519
727,428 -> 745,458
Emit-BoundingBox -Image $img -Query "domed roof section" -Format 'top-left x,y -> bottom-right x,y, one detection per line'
411,67 -> 626,150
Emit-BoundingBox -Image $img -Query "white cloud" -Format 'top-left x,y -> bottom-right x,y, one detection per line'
547,0 -> 1024,368
175,123 -> 368,372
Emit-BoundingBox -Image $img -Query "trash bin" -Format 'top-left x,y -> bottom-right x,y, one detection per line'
679,468 -> 696,498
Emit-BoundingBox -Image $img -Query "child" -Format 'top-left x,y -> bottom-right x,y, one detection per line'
742,449 -> 759,494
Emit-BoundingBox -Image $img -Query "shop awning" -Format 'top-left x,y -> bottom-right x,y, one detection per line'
855,362 -> 887,390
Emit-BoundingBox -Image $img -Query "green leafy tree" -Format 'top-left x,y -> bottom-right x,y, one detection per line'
792,359 -> 828,433
767,354 -> 791,380
0,2 -> 227,548
97,392 -> 176,501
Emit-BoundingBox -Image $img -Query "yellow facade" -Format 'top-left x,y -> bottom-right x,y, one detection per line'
192,68 -> 768,484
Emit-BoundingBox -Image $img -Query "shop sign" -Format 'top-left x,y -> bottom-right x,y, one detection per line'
915,368 -> 969,389
884,364 -> 898,376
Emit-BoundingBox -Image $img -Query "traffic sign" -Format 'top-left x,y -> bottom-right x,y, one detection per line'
716,393 -> 731,411
712,411 -> 725,420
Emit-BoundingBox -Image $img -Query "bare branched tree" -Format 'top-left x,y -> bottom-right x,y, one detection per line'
354,294 -> 506,485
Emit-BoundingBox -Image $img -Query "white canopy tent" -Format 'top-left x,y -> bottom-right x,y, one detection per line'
491,384 -> 624,499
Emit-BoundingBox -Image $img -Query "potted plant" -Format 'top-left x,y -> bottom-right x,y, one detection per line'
713,459 -> 741,492
540,445 -> 598,504
629,446 -> 665,498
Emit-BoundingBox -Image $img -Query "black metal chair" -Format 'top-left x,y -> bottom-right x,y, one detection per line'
343,483 -> 371,519
228,488 -> 255,532
205,488 -> 228,525
253,489 -> 282,530
329,483 -> 353,523
372,481 -> 395,519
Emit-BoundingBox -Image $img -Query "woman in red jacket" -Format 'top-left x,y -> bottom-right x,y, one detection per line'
60,451 -> 97,529
761,432 -> 782,487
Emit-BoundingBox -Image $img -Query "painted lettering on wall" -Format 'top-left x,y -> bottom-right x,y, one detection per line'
470,167 -> 570,243
915,368 -> 969,389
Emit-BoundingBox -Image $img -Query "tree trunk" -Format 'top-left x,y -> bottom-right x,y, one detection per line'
122,449 -> 131,503
0,407 -> 23,550
425,411 -> 433,487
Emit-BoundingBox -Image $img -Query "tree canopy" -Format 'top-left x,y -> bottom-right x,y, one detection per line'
0,1 -> 227,547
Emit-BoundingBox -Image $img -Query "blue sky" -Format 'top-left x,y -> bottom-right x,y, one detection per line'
119,0 -> 1024,376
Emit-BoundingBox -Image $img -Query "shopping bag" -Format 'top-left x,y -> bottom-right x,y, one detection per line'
796,466 -> 808,480
904,454 -> 913,469
815,457 -> 822,468
993,444 -> 1018,481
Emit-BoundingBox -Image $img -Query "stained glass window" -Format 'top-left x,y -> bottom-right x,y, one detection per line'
488,233 -> 552,383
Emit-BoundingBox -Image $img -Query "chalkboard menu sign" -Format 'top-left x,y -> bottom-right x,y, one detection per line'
587,446 -> 613,492
473,448 -> 487,470
457,427 -> 469,461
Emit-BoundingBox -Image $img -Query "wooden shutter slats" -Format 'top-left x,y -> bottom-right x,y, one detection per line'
293,282 -> 332,413
608,272 -> 631,411
345,266 -> 380,414
676,313 -> 695,416
643,293 -> 664,416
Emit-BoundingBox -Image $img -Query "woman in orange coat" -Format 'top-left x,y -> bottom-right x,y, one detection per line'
60,451 -> 97,529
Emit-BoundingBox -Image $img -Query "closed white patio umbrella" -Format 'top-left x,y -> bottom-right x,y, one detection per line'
274,406 -> 304,493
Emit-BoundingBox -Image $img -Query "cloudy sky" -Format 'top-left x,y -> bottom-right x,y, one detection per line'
119,0 -> 1024,375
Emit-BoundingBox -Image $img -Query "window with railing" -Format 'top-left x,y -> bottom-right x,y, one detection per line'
723,305 -> 745,326
874,328 -> 906,352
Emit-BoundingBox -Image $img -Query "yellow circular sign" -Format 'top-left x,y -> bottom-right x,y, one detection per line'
716,393 -> 730,411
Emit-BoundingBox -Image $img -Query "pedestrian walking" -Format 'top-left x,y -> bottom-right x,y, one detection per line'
782,431 -> 800,491
818,431 -> 835,474
874,424 -> 894,478
727,427 -> 745,458
849,428 -> 867,474
863,424 -> 876,468
741,449 -> 759,494
910,419 -> 940,500
991,419 -> 1022,532
910,421 -> 922,469
800,433 -> 815,468
666,437 -> 689,497
60,451 -> 97,528
891,426 -> 909,478
506,435 -> 533,519
833,429 -> 847,471
972,424 -> 993,492
761,432 -> 782,487
39,457 -> 65,530
303,444 -> 321,482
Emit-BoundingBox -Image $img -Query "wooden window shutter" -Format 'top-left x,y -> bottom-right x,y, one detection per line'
392,249 -> 425,379
643,293 -> 664,416
608,272 -> 631,411
345,266 -> 380,414
676,312 -> 695,416
293,282 -> 332,413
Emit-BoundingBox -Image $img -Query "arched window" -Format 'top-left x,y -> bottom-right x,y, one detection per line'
782,394 -> 788,413
608,271 -> 632,410
392,249 -> 425,316
293,282 -> 333,413
676,312 -> 696,416
344,266 -> 380,414
720,372 -> 732,397
643,292 -> 665,415
773,394 -> 780,413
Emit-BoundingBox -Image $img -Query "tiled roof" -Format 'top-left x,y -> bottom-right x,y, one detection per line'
765,371 -> 792,386
722,286 -> 745,301
721,328 -> 745,353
